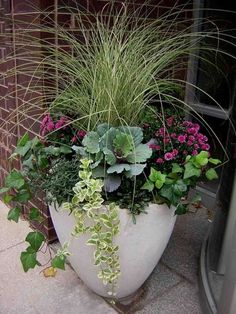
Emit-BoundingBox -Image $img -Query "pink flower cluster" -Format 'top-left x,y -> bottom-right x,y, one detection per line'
40,114 -> 67,136
143,115 -> 210,170
71,130 -> 87,143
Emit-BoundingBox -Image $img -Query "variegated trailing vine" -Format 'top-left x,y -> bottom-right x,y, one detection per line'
63,159 -> 121,297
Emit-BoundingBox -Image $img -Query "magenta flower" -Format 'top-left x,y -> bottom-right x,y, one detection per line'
149,144 -> 160,150
164,152 -> 174,161
192,150 -> 198,156
201,144 -> 210,151
55,117 -> 66,130
194,143 -> 199,149
193,123 -> 200,132
183,121 -> 193,127
177,134 -> 186,143
77,130 -> 87,138
172,149 -> 179,156
167,117 -> 173,127
46,121 -> 54,132
171,133 -> 176,139
156,158 -> 164,164
187,140 -> 193,146
163,137 -> 170,144
183,150 -> 188,155
187,127 -> 197,135
188,135 -> 195,142
71,136 -> 77,143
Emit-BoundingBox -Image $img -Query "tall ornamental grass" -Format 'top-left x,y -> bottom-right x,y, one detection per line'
0,2 -> 235,134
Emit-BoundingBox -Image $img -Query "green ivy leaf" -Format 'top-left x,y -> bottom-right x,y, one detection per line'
172,180 -> 187,196
175,204 -> 188,215
51,255 -> 66,270
126,144 -> 152,163
20,249 -> 39,272
17,132 -> 30,147
5,170 -> 25,189
206,168 -> 218,180
3,193 -> 13,204
172,163 -> 183,173
59,145 -> 72,154
29,207 -> 44,222
7,207 -> 21,222
209,158 -> 221,165
0,187 -> 10,194
13,190 -> 31,203
82,131 -> 100,154
43,146 -> 61,156
155,173 -> 166,189
25,232 -> 45,251
22,156 -> 34,169
184,162 -> 201,179
141,180 -> 154,192
38,155 -> 49,168
149,168 -> 166,189
160,185 -> 181,206
195,151 -> 209,167
149,168 -> 159,182
14,133 -> 31,156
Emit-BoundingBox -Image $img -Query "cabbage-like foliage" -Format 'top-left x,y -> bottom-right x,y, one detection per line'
73,124 -> 152,192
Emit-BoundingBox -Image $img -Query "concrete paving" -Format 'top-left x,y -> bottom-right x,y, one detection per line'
0,202 -> 116,314
0,200 -> 209,314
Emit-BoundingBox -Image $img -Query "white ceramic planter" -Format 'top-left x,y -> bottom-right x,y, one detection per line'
49,203 -> 176,299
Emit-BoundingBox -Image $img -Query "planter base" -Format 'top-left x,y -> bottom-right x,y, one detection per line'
49,203 -> 176,299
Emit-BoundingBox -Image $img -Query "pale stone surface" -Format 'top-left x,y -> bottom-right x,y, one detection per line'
0,201 -> 116,314
136,281 -> 202,314
49,203 -> 177,299
0,202 -> 29,252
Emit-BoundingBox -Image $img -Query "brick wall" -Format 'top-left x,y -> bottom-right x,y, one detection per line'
0,0 -> 189,241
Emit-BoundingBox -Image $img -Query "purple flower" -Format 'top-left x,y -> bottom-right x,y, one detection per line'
171,133 -> 176,139
194,143 -> 199,149
164,152 -> 174,161
192,150 -> 198,156
177,134 -> 186,143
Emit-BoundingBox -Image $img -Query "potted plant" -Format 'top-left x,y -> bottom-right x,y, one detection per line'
0,3 -> 229,302
0,110 -> 221,300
